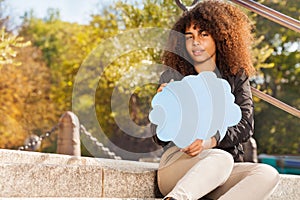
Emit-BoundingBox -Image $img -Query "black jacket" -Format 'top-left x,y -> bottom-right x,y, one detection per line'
151,68 -> 254,162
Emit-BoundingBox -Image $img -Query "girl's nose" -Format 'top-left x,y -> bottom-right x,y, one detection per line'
193,38 -> 200,46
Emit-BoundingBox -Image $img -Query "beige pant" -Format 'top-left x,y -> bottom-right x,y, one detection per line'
158,146 -> 280,200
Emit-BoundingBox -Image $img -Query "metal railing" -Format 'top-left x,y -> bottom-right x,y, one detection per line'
230,0 -> 300,33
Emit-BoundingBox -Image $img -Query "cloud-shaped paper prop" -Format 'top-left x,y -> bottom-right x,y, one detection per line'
149,71 -> 241,148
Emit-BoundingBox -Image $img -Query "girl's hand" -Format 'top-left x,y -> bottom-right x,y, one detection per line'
157,79 -> 174,93
181,139 -> 204,157
181,137 -> 217,157
157,83 -> 168,92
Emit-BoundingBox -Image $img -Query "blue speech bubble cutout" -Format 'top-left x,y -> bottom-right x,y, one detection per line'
149,71 -> 242,148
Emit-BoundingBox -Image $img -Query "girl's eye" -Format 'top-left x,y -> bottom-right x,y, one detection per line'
185,36 -> 193,40
200,32 -> 209,37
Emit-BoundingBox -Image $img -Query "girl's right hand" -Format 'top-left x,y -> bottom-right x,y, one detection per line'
157,79 -> 174,93
157,83 -> 168,93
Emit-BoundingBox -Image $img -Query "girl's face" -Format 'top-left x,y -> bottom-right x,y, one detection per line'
185,25 -> 216,67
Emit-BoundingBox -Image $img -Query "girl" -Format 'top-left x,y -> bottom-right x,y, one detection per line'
152,1 -> 279,199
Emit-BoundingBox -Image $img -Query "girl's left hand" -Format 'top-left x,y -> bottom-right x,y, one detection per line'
181,139 -> 204,157
181,137 -> 217,156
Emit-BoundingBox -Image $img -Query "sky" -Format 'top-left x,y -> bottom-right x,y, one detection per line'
5,0 -> 140,25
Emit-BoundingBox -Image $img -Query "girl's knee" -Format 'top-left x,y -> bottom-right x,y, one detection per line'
208,149 -> 234,180
214,149 -> 234,168
256,164 -> 280,187
216,150 -> 234,184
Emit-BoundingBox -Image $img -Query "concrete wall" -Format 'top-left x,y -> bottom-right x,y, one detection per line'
0,149 -> 299,199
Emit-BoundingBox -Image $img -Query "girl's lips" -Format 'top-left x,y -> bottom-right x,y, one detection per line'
192,49 -> 205,56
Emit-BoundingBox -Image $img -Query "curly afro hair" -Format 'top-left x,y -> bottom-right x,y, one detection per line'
163,0 -> 255,77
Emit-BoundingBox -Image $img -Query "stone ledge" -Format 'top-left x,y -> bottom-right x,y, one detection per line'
0,148 -> 158,172
0,149 -> 159,198
0,149 -> 299,199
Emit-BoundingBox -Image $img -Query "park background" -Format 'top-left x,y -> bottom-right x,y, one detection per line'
0,0 -> 299,159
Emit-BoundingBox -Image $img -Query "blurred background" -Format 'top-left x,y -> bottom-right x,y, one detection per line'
0,0 -> 299,172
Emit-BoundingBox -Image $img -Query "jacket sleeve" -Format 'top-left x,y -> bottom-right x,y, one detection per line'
217,72 -> 254,149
